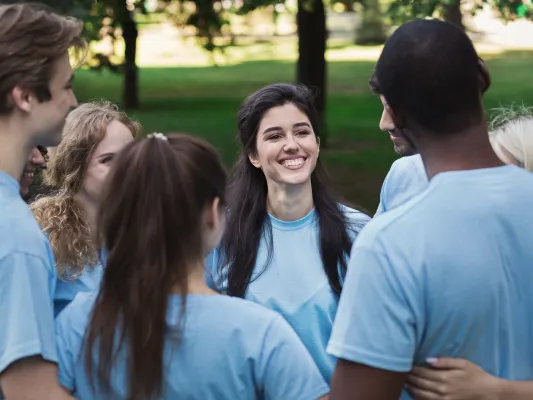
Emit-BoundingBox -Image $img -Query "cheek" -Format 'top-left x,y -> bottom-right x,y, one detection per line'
302,138 -> 319,157
256,142 -> 279,166
83,164 -> 110,197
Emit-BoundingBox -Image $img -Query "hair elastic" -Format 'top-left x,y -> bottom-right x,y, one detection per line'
147,132 -> 168,141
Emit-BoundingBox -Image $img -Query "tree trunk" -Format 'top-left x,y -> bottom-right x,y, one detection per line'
443,0 -> 464,31
297,0 -> 327,146
118,4 -> 139,109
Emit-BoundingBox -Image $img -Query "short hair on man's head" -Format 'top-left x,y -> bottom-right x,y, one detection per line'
0,3 -> 87,115
375,18 -> 483,134
369,71 -> 380,95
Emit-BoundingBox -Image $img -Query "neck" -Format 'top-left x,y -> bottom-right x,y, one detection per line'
172,260 -> 217,295
75,193 -> 98,232
266,179 -> 314,221
415,124 -> 505,180
0,118 -> 33,182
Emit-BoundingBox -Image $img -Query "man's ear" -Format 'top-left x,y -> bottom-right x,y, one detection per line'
478,58 -> 491,95
10,86 -> 33,113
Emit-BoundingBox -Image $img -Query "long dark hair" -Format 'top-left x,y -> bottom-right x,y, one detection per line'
85,133 -> 227,400
217,83 -> 360,298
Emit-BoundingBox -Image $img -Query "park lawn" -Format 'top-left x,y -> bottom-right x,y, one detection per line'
73,49 -> 533,212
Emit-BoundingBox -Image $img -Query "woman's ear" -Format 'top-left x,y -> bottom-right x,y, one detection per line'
248,154 -> 261,168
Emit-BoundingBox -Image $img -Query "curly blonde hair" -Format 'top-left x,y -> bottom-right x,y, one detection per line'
489,103 -> 533,172
30,101 -> 141,279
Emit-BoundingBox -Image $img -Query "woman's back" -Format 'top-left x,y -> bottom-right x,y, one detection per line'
56,292 -> 329,400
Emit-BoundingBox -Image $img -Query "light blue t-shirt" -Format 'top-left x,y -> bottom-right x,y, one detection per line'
54,264 -> 104,317
0,171 -> 58,396
56,292 -> 329,399
208,205 -> 370,383
328,165 -> 533,399
375,154 -> 427,215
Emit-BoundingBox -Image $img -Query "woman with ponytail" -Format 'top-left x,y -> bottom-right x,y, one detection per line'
208,83 -> 370,383
54,133 -> 329,400
30,101 -> 140,316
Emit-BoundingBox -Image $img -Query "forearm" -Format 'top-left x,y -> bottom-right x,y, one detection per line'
0,356 -> 74,400
495,378 -> 533,400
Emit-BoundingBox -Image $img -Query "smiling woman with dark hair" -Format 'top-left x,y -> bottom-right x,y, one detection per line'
208,83 -> 370,383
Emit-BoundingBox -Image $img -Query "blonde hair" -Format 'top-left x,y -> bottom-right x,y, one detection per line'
489,104 -> 533,172
31,101 -> 141,278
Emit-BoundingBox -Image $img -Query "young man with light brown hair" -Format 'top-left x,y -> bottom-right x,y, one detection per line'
0,3 -> 86,399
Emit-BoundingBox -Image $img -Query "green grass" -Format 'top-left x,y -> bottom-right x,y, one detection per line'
73,49 -> 533,212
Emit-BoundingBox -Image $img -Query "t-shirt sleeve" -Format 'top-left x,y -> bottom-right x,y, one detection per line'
55,313 -> 76,391
258,315 -> 330,400
375,200 -> 385,216
375,165 -> 395,216
204,249 -> 219,291
0,252 -> 58,373
327,244 -> 423,372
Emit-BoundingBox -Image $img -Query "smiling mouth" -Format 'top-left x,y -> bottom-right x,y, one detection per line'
388,130 -> 405,142
280,157 -> 306,169
22,171 -> 35,180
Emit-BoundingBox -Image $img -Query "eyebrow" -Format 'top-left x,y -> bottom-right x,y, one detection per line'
262,122 -> 311,135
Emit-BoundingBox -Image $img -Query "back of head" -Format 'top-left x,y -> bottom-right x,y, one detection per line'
375,19 -> 483,135
0,3 -> 86,115
489,104 -> 533,172
86,133 -> 227,400
31,101 -> 141,276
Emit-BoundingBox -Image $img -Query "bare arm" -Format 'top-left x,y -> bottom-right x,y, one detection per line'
496,379 -> 533,400
330,359 -> 406,400
1,356 -> 74,400
407,357 -> 533,400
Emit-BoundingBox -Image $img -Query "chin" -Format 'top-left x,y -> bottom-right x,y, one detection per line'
276,172 -> 312,186
394,142 -> 417,157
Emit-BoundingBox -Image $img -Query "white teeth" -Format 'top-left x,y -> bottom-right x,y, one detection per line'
283,158 -> 304,167
23,172 -> 34,178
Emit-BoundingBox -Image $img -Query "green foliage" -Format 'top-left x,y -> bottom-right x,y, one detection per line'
164,0 -> 231,61
387,0 -> 533,25
356,0 -> 388,45
14,0 -> 146,73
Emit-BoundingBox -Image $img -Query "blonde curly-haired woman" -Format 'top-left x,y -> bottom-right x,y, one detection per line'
31,101 -> 141,316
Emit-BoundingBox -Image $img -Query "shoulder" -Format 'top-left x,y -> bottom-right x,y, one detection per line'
56,292 -> 97,336
0,199 -> 53,262
338,204 -> 371,234
339,204 -> 371,224
388,154 -> 424,175
383,154 -> 425,187
354,189 -> 429,251
379,154 -> 428,213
